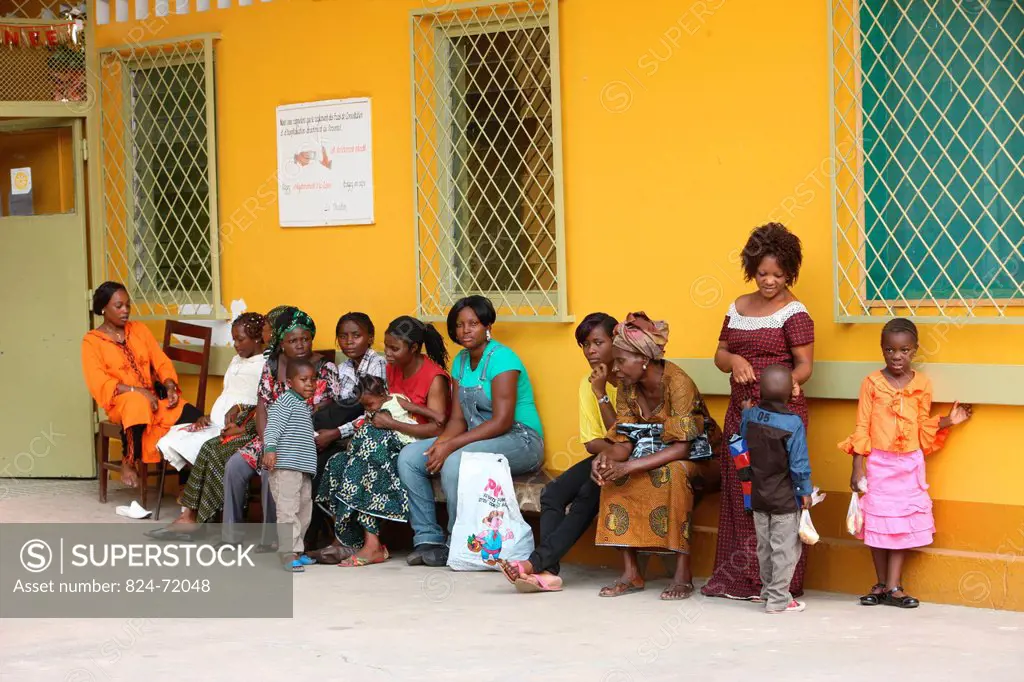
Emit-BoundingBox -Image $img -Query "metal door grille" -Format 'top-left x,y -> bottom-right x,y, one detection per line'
97,36 -> 221,320
411,0 -> 568,321
829,0 -> 1023,322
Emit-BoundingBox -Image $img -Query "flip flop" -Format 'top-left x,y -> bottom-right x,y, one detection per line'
498,559 -> 526,585
282,559 -> 305,573
598,580 -> 645,598
514,573 -> 563,593
296,554 -> 317,566
338,547 -> 390,568
660,582 -> 695,601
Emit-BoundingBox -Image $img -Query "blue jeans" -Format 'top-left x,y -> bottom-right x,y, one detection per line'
396,425 -> 544,547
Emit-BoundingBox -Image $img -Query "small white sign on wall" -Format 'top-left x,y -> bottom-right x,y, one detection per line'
275,98 -> 374,227
11,167 -> 32,195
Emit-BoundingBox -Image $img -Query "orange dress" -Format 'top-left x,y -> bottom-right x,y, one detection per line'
81,321 -> 185,464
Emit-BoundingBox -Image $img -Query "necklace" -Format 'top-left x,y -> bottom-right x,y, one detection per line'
101,324 -> 125,343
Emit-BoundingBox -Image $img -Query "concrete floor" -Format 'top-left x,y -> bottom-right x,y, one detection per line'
1,479 -> 1022,682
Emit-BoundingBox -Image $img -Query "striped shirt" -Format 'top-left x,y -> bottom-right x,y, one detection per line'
263,389 -> 317,475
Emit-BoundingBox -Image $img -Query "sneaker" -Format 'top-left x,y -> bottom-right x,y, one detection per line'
421,545 -> 449,567
767,599 -> 806,614
408,543 -> 445,567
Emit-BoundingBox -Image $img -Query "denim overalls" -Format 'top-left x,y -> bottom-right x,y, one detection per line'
396,343 -> 544,547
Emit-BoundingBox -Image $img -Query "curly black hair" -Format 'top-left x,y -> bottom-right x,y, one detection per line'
232,312 -> 266,342
740,223 -> 804,285
881,317 -> 919,345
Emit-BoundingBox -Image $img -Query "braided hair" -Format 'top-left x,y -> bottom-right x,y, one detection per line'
232,312 -> 266,342
386,315 -> 449,370
881,317 -> 919,345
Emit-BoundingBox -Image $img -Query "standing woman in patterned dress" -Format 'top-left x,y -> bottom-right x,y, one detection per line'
701,223 -> 815,600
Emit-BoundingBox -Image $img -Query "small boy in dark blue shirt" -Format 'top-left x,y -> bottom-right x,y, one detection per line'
740,364 -> 812,614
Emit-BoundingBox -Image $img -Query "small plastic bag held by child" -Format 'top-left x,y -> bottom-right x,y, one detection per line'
846,493 -> 863,536
798,509 -> 820,545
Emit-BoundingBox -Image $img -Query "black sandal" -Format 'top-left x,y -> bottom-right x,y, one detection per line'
859,582 -> 886,606
881,586 -> 920,609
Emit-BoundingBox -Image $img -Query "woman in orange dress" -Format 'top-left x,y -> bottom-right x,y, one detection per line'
82,282 -> 202,488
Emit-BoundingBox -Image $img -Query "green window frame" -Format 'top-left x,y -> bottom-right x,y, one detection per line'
830,0 -> 1023,322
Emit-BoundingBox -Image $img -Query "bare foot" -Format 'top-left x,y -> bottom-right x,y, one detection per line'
352,546 -> 388,563
120,464 -> 140,488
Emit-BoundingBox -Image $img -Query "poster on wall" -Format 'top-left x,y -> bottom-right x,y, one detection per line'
275,98 -> 374,227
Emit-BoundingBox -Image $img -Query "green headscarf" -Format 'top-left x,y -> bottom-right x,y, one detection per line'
266,306 -> 316,366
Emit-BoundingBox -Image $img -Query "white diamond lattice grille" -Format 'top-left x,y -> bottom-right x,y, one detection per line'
98,37 -> 220,319
411,0 -> 567,321
830,0 -> 1024,322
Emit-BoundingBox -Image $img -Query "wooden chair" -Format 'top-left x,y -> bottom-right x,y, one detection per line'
96,321 -> 213,520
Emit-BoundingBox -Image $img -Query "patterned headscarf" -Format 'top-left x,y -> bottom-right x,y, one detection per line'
612,311 -> 669,361
266,306 -> 316,364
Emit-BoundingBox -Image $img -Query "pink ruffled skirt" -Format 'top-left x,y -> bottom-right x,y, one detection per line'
859,449 -> 934,550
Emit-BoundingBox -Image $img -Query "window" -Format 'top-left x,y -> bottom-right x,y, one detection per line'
830,0 -> 1023,321
98,37 -> 221,319
411,0 -> 568,321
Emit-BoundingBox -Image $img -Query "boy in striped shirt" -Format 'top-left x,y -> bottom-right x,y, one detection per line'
263,357 -> 318,572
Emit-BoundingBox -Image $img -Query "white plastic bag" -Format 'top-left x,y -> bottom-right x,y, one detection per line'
846,493 -> 864,536
447,453 -> 535,572
798,509 -> 819,545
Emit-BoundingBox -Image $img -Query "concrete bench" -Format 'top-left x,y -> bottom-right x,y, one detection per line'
247,468 -> 555,522
429,469 -> 554,514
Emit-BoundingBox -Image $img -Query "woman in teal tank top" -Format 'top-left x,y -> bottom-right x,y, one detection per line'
397,296 -> 545,567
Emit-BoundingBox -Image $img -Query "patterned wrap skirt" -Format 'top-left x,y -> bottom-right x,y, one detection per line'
314,424 -> 410,546
178,407 -> 258,523
595,460 -> 708,555
859,448 -> 935,550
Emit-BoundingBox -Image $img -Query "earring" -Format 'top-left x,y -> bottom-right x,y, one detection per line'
486,330 -> 492,341
642,363 -> 648,370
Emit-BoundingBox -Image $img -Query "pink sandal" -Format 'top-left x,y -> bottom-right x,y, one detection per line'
514,573 -> 563,593
498,559 -> 526,585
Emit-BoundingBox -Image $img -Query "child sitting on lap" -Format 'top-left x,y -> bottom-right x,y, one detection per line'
315,375 -> 440,567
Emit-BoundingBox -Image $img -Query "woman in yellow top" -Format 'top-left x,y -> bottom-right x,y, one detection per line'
81,282 -> 201,488
499,313 -> 619,593
592,312 -> 722,600
840,318 -> 972,608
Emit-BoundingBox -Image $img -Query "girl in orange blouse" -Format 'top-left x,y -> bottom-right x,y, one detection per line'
839,318 -> 972,608
82,282 -> 201,488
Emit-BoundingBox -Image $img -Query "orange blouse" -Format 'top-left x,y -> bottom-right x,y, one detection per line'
81,321 -> 184,463
838,370 -> 948,456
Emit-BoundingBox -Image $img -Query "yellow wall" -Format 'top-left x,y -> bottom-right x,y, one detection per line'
95,0 -> 1024,609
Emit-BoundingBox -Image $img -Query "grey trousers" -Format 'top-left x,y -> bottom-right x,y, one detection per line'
222,451 -> 276,544
753,510 -> 801,611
